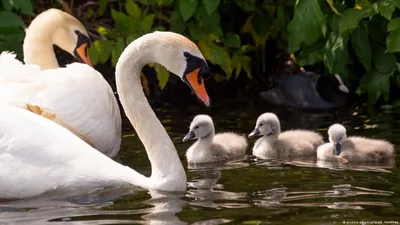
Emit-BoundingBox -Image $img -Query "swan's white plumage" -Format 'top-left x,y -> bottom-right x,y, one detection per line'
0,104 -> 141,199
0,54 -> 122,157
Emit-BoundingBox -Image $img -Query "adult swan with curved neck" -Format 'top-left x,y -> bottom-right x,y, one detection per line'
0,31 -> 211,199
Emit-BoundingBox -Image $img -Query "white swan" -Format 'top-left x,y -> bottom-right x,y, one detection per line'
0,31 -> 211,199
0,8 -> 122,157
317,123 -> 394,163
183,115 -> 247,164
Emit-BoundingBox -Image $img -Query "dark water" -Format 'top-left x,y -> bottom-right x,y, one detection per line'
1,95 -> 400,224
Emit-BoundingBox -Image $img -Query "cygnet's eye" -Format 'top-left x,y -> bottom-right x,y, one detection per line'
194,126 -> 199,129
259,123 -> 263,127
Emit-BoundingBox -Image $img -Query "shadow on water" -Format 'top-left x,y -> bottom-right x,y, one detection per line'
1,95 -> 400,224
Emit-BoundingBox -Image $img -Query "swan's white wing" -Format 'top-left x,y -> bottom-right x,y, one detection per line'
0,58 -> 122,157
0,104 -> 143,199
0,51 -> 41,80
29,63 -> 122,157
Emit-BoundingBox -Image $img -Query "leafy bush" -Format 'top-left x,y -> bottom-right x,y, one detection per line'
0,0 -> 34,58
1,0 -> 400,106
287,0 -> 400,105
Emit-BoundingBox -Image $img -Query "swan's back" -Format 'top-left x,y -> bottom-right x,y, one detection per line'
317,136 -> 394,162
254,130 -> 322,158
0,105 -> 129,199
187,132 -> 247,163
0,63 -> 122,157
212,132 -> 248,157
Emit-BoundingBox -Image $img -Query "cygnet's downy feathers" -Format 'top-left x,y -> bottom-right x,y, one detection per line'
317,123 -> 394,163
183,115 -> 247,164
248,112 -> 324,159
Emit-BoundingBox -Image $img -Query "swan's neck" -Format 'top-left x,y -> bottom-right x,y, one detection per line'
23,28 -> 59,70
115,40 -> 186,190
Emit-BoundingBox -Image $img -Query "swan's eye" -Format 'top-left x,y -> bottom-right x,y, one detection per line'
183,52 -> 192,58
74,30 -> 80,35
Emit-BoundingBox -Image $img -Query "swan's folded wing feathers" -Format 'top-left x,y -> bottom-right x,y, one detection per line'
28,63 -> 122,156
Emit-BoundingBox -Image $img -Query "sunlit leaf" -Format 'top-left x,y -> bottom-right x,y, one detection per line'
140,14 -> 155,32
386,27 -> 400,52
388,18 -> 400,31
112,38 -> 125,66
126,0 -> 141,18
155,64 -> 170,89
287,0 -> 326,53
324,32 -> 349,75
179,0 -> 197,21
91,40 -> 113,64
352,25 -> 371,70
111,9 -> 132,34
377,0 -> 395,20
202,0 -> 220,15
97,26 -> 118,39
0,11 -> 24,28
338,8 -> 363,34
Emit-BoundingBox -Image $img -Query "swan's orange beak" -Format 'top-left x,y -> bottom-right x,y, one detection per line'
75,43 -> 93,67
184,68 -> 211,107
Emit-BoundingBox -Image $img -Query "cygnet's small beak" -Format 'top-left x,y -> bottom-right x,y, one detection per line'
248,128 -> 261,138
182,131 -> 196,142
183,68 -> 211,107
74,43 -> 93,67
333,143 -> 342,155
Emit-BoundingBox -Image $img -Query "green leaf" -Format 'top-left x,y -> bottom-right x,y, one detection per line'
152,26 -> 166,31
97,26 -> 118,39
179,0 -> 197,21
393,0 -> 400,9
352,25 -> 371,70
224,33 -> 241,48
194,4 -> 222,37
199,40 -> 232,76
112,38 -> 125,66
234,0 -> 256,12
287,0 -> 326,53
339,8 -> 363,34
188,21 -> 205,40
98,0 -> 108,16
371,42 -> 397,73
126,0 -> 141,18
155,64 -> 170,89
386,27 -> 400,52
377,0 -> 395,20
202,0 -> 219,15
111,9 -> 137,35
140,14 -> 155,32
1,0 -> 12,11
170,11 -> 186,33
0,11 -> 24,28
126,32 -> 140,44
14,0 -> 33,15
324,32 -> 349,75
91,40 -> 113,64
88,44 -> 100,65
296,41 -> 325,66
388,18 -> 400,31
360,69 -> 391,105
232,53 -> 251,79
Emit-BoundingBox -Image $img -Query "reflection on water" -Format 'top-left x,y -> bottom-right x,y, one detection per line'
1,96 -> 400,224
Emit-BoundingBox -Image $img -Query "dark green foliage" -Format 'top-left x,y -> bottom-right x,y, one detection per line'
1,0 -> 400,106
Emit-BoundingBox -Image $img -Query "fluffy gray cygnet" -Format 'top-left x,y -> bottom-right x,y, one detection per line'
248,112 -> 324,159
317,123 -> 394,163
183,115 -> 248,164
